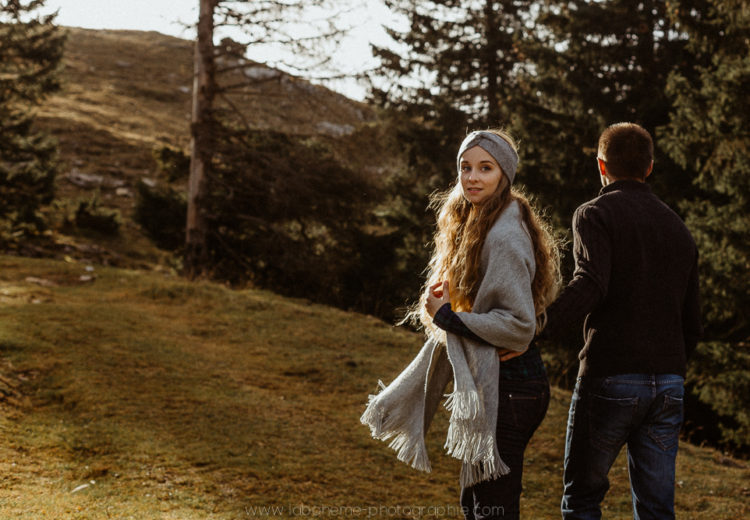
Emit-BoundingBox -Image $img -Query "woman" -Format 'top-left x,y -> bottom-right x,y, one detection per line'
361,129 -> 560,519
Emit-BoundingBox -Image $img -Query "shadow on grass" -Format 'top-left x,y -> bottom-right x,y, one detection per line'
3,263 -> 440,516
2,258 -> 748,520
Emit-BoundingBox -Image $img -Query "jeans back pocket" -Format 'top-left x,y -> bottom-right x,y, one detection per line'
647,392 -> 683,452
588,393 -> 639,453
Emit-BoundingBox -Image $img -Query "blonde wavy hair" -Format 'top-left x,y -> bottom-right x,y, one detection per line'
405,129 -> 562,338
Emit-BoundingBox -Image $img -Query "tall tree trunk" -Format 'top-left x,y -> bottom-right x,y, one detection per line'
185,0 -> 217,278
483,0 -> 501,125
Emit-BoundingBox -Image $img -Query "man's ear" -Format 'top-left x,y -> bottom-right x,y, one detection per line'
597,158 -> 607,177
645,160 -> 654,179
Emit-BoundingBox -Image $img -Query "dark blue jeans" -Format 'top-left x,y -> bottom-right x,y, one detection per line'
561,374 -> 685,520
461,377 -> 550,520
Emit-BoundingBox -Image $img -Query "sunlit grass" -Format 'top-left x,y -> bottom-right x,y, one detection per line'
0,255 -> 747,519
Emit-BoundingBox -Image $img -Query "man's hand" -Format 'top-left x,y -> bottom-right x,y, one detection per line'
425,281 -> 450,318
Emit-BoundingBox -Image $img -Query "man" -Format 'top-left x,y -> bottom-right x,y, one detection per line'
541,122 -> 702,519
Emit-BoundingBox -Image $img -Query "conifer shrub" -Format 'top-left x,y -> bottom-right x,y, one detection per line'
201,126 -> 386,310
72,194 -> 122,236
134,181 -> 186,251
152,145 -> 190,183
0,2 -> 65,250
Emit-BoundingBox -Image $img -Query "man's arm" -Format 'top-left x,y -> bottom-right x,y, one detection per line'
541,204 -> 611,339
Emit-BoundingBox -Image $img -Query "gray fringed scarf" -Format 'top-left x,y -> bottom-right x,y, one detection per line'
360,200 -> 537,488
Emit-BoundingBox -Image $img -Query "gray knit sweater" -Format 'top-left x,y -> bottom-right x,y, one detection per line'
361,200 -> 537,487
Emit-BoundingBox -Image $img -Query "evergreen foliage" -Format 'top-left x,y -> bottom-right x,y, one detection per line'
197,124 -> 402,315
369,0 -> 750,453
661,0 -> 750,453
364,112 -> 460,321
71,193 -> 122,236
134,180 -> 187,251
139,123 -> 423,320
368,1 -> 538,320
502,0 -> 705,386
185,0 -> 351,276
373,0 -> 532,129
0,0 -> 65,248
514,0 -> 698,226
153,145 -> 191,183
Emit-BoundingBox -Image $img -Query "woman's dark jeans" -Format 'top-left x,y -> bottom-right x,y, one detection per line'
461,376 -> 551,520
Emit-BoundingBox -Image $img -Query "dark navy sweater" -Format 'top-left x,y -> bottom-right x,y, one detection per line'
543,180 -> 702,378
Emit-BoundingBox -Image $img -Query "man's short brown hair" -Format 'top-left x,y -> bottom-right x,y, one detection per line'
598,123 -> 653,180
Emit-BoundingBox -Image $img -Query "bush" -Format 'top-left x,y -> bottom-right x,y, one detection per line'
201,127 -> 383,308
73,194 -> 121,236
134,181 -> 186,251
685,341 -> 750,456
152,145 -> 190,183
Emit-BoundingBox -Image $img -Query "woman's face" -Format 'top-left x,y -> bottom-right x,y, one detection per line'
459,145 -> 505,205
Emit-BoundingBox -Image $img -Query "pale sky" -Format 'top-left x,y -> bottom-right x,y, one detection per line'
42,0 -> 400,100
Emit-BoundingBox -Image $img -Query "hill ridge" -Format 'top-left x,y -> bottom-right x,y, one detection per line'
32,26 -> 378,269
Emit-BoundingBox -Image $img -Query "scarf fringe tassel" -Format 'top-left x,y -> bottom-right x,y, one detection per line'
460,455 -> 510,488
360,381 -> 432,473
443,389 -> 481,420
443,390 -> 511,487
445,424 -> 511,487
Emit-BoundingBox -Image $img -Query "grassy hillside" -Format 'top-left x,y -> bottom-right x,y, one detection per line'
32,27 -> 377,268
0,255 -> 747,519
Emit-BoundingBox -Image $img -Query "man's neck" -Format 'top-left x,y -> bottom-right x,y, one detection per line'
603,174 -> 645,186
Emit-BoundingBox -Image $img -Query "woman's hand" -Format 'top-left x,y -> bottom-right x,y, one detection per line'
425,281 -> 450,318
497,347 -> 527,362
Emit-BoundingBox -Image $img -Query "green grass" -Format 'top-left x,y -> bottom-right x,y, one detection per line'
0,255 -> 747,519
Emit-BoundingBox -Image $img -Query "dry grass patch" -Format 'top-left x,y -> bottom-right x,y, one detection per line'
0,255 -> 747,519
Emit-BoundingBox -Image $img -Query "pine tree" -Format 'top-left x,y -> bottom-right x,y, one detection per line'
370,0 -> 697,228
371,0 -> 534,172
660,0 -> 750,453
514,0 -> 698,227
376,0 -> 532,123
185,0 -> 217,277
366,1 -> 537,310
185,0 -> 348,277
0,0 -> 65,248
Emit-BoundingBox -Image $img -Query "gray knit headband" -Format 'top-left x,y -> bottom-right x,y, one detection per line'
456,131 -> 519,184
